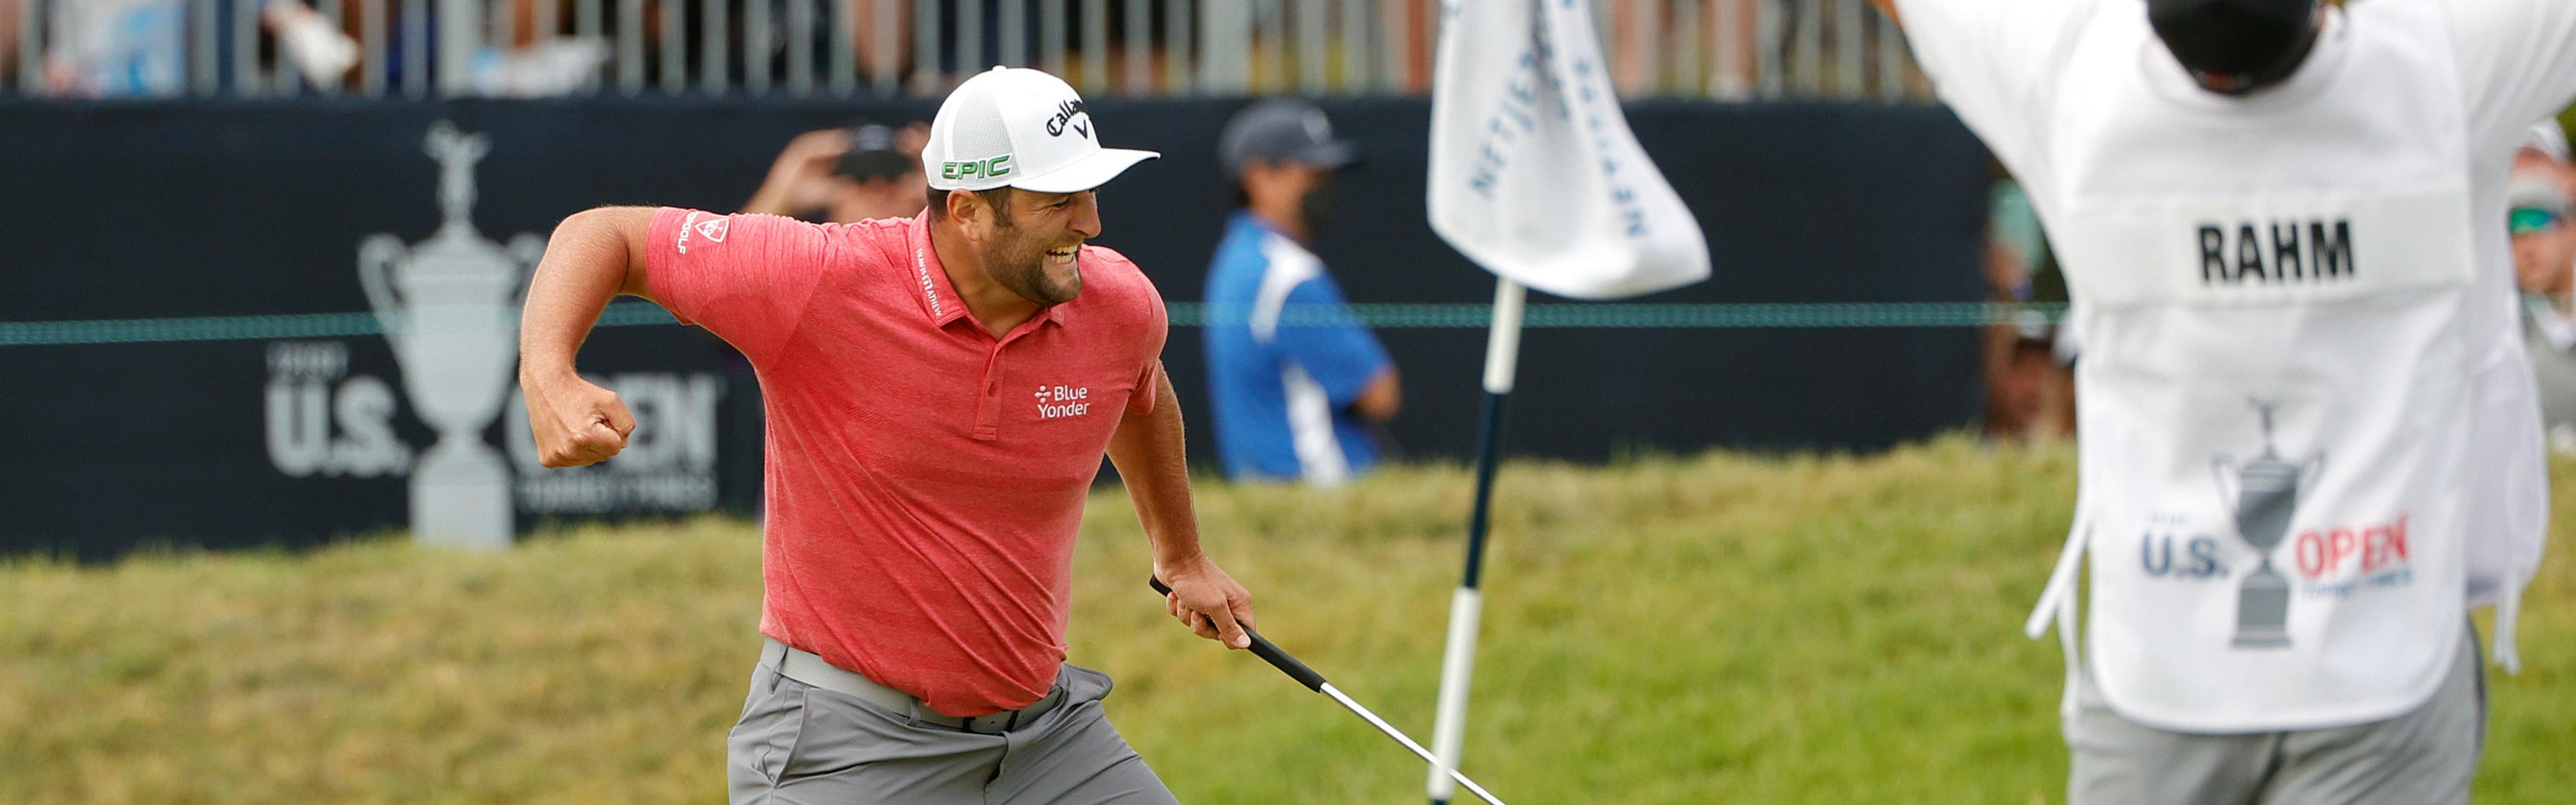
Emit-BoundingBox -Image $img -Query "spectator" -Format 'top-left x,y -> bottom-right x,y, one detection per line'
465,0 -> 607,96
1981,175 -> 2073,442
2513,120 -> 2576,451
1202,98 -> 1397,487
742,122 -> 932,222
1,0 -> 20,88
42,0 -> 185,96
848,0 -> 912,88
1984,311 -> 2070,443
267,0 -> 359,89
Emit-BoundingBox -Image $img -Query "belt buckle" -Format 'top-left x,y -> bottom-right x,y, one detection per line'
962,686 -> 1059,734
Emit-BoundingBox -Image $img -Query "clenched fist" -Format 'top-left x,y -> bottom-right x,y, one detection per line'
520,369 -> 636,468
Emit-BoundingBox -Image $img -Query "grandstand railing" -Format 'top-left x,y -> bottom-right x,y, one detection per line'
8,0 -> 1925,101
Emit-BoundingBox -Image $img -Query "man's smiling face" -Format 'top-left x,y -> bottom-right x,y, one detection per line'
980,187 -> 1103,307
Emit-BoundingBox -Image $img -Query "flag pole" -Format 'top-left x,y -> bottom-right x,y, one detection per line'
1428,277 -> 1526,805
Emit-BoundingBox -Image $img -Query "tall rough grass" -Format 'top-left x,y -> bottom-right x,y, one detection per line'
3,437 -> 2566,804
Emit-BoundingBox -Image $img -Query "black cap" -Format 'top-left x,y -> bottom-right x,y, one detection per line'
2147,0 -> 2320,94
1219,98 -> 1358,177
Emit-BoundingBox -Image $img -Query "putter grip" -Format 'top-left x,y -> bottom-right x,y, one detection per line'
1149,576 -> 1328,692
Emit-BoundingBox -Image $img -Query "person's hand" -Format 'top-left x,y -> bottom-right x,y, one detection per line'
520,369 -> 636,467
1155,555 -> 1257,650
771,129 -> 852,178
745,129 -> 853,216
894,122 -> 932,159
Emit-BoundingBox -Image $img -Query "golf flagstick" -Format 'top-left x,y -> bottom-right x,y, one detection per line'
1425,0 -> 1713,799
1148,578 -> 1511,805
1426,279 -> 1523,805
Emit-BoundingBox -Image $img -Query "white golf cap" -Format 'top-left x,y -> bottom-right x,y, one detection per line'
923,66 -> 1160,193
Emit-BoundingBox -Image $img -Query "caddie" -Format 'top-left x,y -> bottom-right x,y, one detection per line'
1868,0 -> 2575,801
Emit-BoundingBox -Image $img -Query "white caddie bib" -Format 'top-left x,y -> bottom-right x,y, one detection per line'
2038,1 -> 2476,732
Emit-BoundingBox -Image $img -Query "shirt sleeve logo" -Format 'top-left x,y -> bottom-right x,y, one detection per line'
675,211 -> 728,255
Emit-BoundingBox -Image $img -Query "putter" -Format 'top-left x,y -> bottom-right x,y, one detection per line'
1149,577 -> 1511,805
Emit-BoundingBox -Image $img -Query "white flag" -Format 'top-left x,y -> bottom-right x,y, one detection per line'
1426,0 -> 1711,300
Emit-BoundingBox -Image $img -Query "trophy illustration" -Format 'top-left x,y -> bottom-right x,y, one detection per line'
2210,400 -> 2323,649
359,122 -> 544,550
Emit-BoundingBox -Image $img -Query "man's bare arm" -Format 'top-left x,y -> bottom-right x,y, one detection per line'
518,207 -> 655,468
1107,366 -> 1257,649
1351,366 -> 1401,423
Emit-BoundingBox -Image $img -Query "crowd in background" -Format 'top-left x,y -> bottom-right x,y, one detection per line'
5,0 -> 1418,98
4,0 -> 1913,101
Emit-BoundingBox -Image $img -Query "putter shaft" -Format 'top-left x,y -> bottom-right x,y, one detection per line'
1150,577 -> 1510,805
1322,684 -> 1510,805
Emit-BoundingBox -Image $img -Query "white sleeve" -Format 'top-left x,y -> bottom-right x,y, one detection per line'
1892,0 -> 2097,175
2447,0 -> 2576,156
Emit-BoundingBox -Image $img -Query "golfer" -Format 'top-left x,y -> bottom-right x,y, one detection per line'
516,66 -> 1254,804
1871,0 -> 2575,801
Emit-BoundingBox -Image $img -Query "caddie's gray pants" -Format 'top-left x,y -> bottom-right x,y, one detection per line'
2066,625 -> 2485,805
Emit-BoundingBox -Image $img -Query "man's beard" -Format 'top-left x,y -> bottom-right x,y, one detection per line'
989,223 -> 1080,306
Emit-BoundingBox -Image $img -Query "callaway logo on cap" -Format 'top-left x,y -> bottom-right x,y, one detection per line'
923,66 -> 1160,193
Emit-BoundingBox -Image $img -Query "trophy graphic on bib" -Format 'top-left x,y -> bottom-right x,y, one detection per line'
358,122 -> 544,550
2211,400 -> 2323,649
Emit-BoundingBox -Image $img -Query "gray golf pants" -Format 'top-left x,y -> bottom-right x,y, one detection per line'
728,659 -> 1181,804
2067,626 -> 2485,805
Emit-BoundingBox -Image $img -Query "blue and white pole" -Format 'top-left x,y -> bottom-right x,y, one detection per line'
1428,278 -> 1525,805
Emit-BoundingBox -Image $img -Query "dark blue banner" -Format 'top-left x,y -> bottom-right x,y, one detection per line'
0,98 -> 1988,557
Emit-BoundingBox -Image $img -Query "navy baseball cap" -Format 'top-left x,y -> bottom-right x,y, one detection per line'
2147,0 -> 2321,95
1219,98 -> 1358,177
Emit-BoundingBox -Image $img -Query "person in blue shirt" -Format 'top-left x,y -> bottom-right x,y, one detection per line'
1203,99 -> 1401,486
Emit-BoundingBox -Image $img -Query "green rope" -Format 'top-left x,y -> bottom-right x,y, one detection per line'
1175,301 -> 2067,329
0,301 -> 2065,347
0,305 -> 679,347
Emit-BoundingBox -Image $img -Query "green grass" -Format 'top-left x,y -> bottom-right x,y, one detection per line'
3,436 -> 2569,804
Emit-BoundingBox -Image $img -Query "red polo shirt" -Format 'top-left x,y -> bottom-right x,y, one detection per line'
646,209 -> 1166,716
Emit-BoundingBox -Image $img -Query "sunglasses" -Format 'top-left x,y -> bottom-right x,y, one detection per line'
2512,206 -> 2566,236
